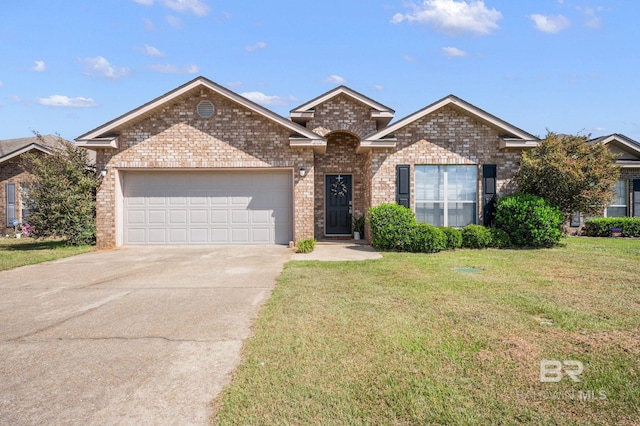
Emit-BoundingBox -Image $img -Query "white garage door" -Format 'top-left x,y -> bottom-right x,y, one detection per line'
123,171 -> 293,245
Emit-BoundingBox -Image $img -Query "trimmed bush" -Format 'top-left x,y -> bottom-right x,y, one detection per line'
296,238 -> 316,253
408,223 -> 446,253
583,217 -> 640,237
369,203 -> 417,250
461,224 -> 492,249
440,227 -> 463,250
488,227 -> 511,248
494,193 -> 563,248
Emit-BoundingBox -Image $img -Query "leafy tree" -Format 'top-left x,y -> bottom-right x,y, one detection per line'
515,132 -> 620,219
22,134 -> 98,245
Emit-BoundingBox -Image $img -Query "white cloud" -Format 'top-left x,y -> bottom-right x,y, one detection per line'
166,15 -> 182,28
149,63 -> 200,74
442,46 -> 468,57
82,56 -> 129,79
582,7 -> 604,29
240,91 -> 296,106
143,18 -> 156,31
403,54 -> 418,63
323,74 -> 346,84
245,41 -> 267,52
391,0 -> 503,35
226,81 -> 243,88
594,126 -> 606,132
0,81 -> 3,87
530,14 -> 571,33
374,84 -> 385,91
38,95 -> 98,108
132,0 -> 210,16
32,60 -> 47,72
142,44 -> 165,57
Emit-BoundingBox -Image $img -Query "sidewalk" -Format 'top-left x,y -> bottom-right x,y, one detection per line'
291,241 -> 382,261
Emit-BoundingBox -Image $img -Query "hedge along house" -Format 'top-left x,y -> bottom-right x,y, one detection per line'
76,76 -> 541,248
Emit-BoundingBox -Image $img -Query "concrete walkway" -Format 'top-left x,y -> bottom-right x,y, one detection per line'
0,245 -> 292,425
292,241 -> 382,261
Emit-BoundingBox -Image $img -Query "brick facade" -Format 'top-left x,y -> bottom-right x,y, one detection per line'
0,157 -> 35,234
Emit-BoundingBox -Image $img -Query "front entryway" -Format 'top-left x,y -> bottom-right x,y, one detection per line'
325,174 -> 352,235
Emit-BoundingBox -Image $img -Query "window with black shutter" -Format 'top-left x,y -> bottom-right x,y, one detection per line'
396,165 -> 410,209
482,165 -> 496,226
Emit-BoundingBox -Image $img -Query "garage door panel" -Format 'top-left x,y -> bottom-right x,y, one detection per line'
124,171 -> 292,245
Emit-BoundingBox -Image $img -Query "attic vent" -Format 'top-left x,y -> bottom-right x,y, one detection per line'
196,100 -> 215,119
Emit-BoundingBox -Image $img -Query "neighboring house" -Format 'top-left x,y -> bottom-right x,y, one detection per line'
565,133 -> 640,229
0,135 -> 63,234
77,76 -> 541,248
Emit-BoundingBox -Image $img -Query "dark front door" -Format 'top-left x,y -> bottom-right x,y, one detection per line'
325,174 -> 352,235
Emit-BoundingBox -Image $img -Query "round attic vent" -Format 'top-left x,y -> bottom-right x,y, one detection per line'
196,100 -> 215,119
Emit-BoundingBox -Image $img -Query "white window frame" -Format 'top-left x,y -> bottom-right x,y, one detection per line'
415,165 -> 478,227
605,180 -> 628,217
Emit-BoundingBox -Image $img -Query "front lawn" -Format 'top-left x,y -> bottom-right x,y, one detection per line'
0,238 -> 94,271
214,238 -> 640,425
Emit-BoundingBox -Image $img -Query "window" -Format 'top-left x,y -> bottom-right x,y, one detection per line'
605,180 -> 628,217
415,165 -> 477,227
20,183 -> 32,222
6,183 -> 16,227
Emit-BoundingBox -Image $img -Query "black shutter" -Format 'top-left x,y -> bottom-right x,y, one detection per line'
634,179 -> 640,217
482,165 -> 497,226
396,165 -> 410,209
6,183 -> 16,227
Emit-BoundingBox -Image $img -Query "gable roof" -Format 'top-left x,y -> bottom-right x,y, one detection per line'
588,133 -> 640,167
290,86 -> 395,129
0,134 -> 61,163
76,76 -> 326,150
361,95 -> 539,150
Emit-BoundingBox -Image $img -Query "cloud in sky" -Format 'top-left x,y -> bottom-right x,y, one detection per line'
32,60 -> 47,72
133,0 -> 210,16
403,54 -> 418,63
142,44 -> 164,57
143,18 -> 156,31
38,95 -> 98,108
82,56 -> 129,79
148,63 -> 200,74
374,85 -> 385,91
0,81 -> 3,87
391,0 -> 503,35
323,74 -> 346,84
581,6 -> 604,29
240,91 -> 296,106
245,41 -> 267,52
166,15 -> 182,28
530,14 -> 571,33
442,46 -> 468,57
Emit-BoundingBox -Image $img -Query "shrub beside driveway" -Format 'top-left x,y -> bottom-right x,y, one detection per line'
0,238 -> 94,271
214,238 -> 640,425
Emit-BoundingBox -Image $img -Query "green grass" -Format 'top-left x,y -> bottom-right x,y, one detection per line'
0,238 -> 94,271
214,237 -> 640,425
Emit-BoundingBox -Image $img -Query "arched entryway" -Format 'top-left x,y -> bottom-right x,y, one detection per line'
313,131 -> 367,239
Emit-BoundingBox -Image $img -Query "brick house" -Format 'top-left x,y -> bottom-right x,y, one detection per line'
79,76 -> 629,248
0,135 -> 64,234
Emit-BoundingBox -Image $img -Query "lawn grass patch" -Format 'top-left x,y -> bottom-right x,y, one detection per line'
0,238 -> 94,271
214,237 -> 640,425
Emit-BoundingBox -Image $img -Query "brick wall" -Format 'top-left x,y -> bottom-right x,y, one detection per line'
0,157 -> 36,233
94,87 -> 315,248
369,105 -> 523,225
305,94 -> 378,138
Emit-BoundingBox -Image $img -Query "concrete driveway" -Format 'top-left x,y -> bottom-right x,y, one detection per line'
0,245 -> 292,425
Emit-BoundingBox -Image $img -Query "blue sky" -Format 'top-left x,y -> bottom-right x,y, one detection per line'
1,0 -> 638,142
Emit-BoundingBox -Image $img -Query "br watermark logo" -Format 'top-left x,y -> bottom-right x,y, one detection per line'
540,360 -> 584,382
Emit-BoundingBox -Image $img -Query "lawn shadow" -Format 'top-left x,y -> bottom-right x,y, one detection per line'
1,239 -> 66,251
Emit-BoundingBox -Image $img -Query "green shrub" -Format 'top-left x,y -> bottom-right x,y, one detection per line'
583,217 -> 640,237
495,193 -> 563,248
440,227 -> 462,250
461,224 -> 492,249
488,227 -> 511,248
296,238 -> 316,253
369,203 -> 417,250
408,223 -> 446,253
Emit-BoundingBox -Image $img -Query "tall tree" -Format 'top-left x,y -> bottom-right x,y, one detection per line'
515,132 -> 620,219
22,134 -> 98,245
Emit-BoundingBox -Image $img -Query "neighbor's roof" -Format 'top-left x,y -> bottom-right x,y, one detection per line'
0,134 -> 62,163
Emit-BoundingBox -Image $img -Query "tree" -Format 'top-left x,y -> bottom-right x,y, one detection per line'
22,134 -> 98,245
515,132 -> 620,220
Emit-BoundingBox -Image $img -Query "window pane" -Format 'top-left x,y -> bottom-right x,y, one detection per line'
447,203 -> 476,227
606,206 -> 627,218
416,202 -> 444,227
415,166 -> 443,202
613,180 -> 627,206
447,166 -> 477,202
